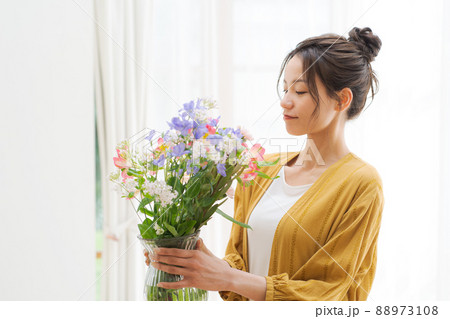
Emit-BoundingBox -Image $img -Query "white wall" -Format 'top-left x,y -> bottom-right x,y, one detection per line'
0,0 -> 95,300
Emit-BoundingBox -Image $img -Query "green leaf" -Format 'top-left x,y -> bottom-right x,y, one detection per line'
183,196 -> 192,203
215,208 -> 252,230
177,220 -> 196,237
216,176 -> 228,190
256,156 -> 280,167
205,172 -> 215,183
153,201 -> 160,215
170,205 -> 178,224
256,170 -> 278,180
199,196 -> 216,207
200,183 -> 212,193
183,220 -> 197,235
127,168 -> 141,177
163,222 -> 179,237
203,203 -> 219,221
186,179 -> 201,198
167,176 -> 176,187
140,207 -> 153,217
138,220 -> 157,239
138,197 -> 151,212
174,181 -> 184,196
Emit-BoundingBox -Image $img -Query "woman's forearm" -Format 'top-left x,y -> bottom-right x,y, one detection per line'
225,267 -> 267,301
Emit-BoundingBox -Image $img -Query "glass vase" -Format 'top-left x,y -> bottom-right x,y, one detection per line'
138,230 -> 208,301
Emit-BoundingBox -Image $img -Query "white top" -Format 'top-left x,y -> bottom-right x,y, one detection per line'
247,165 -> 313,277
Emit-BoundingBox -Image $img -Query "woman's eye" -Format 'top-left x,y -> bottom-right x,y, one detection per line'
283,89 -> 306,95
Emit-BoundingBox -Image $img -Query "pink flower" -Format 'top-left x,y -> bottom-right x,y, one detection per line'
113,149 -> 131,169
238,125 -> 254,141
121,169 -> 132,182
248,160 -> 257,171
242,173 -> 257,183
206,124 -> 216,135
226,187 -> 235,199
249,143 -> 265,161
240,160 -> 258,182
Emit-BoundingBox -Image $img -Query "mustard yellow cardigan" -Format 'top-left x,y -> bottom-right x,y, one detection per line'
219,151 -> 384,301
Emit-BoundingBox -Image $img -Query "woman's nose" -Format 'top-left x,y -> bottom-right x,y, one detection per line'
280,95 -> 293,109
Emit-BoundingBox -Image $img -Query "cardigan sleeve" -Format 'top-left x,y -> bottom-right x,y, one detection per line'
219,182 -> 250,301
264,178 -> 384,301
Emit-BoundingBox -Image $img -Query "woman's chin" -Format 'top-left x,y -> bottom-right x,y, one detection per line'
285,127 -> 305,136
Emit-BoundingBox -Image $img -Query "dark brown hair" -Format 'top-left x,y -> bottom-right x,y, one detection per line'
276,27 -> 382,122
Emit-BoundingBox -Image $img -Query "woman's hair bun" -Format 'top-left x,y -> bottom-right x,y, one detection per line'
347,27 -> 382,63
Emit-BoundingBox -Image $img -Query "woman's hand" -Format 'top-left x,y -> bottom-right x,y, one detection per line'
143,238 -> 233,292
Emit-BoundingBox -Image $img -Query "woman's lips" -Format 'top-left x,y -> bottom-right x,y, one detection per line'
283,115 -> 297,120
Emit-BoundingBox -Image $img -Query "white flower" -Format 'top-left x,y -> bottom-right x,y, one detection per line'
206,146 -> 222,164
124,178 -> 139,193
109,169 -> 121,182
159,189 -> 178,207
153,223 -> 164,235
194,108 -> 210,122
139,150 -> 154,163
181,172 -> 190,184
192,140 -> 208,160
165,130 -> 179,144
223,136 -> 238,155
201,98 -> 218,109
116,139 -> 130,150
143,180 -> 178,207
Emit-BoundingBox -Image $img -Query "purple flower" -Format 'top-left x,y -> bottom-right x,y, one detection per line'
233,128 -> 243,139
181,99 -> 200,119
186,159 -> 193,174
208,116 -> 220,127
176,168 -> 184,177
216,163 -> 226,177
183,100 -> 195,113
170,142 -> 190,157
193,124 -> 209,139
167,117 -> 193,136
162,131 -> 172,142
217,127 -> 232,136
153,154 -> 166,167
186,163 -> 199,175
206,134 -> 223,145
145,129 -> 156,142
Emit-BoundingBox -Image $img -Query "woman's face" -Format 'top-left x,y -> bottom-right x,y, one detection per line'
280,55 -> 340,136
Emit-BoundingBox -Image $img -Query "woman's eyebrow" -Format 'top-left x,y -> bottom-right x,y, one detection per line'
283,78 -> 307,84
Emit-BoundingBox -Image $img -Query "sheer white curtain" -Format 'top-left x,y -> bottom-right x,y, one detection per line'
94,0 -> 234,300
95,0 -> 450,301
94,0 -> 155,300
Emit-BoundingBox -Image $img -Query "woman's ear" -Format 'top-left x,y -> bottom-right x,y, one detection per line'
335,87 -> 353,111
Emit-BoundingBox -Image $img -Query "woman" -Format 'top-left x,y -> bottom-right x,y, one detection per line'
144,26 -> 384,301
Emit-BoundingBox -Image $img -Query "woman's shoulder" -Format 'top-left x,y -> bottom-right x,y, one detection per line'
347,153 -> 383,190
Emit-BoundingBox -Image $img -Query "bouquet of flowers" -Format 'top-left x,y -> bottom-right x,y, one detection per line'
109,98 -> 280,240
